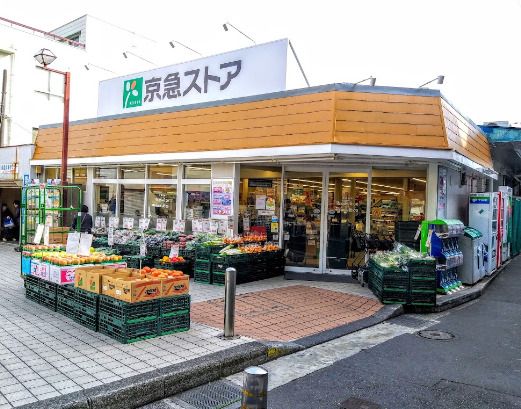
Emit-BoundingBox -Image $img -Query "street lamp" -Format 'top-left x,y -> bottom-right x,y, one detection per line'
34,48 -> 70,184
222,22 -> 256,44
353,76 -> 376,86
419,75 -> 444,88
169,40 -> 202,56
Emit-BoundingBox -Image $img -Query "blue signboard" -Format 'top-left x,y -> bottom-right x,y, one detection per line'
23,174 -> 29,186
470,196 -> 490,204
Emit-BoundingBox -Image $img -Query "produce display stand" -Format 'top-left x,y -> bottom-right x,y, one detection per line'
368,244 -> 437,307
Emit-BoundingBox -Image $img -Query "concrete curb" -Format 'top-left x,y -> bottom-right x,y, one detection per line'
430,258 -> 511,313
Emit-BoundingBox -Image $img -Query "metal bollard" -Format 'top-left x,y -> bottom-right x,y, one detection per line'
241,366 -> 268,409
223,267 -> 237,338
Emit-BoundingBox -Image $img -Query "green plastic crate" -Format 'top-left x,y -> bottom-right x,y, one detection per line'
410,290 -> 436,306
159,295 -> 190,317
158,310 -> 190,336
194,259 -> 211,271
74,311 -> 98,331
38,280 -> 57,311
57,285 -> 76,319
212,272 -> 225,286
75,288 -> 99,317
194,270 -> 211,283
99,295 -> 159,325
99,316 -> 158,344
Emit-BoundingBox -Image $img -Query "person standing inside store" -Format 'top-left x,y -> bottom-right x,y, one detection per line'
1,203 -> 15,242
71,205 -> 93,234
13,200 -> 20,241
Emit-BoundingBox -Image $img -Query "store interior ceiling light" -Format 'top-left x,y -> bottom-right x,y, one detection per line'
412,178 -> 427,183
355,180 -> 404,191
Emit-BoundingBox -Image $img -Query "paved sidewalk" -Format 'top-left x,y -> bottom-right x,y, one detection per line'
0,243 -> 378,408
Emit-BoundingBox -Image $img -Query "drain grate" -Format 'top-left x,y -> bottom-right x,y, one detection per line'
418,329 -> 455,341
339,397 -> 382,409
173,380 -> 242,409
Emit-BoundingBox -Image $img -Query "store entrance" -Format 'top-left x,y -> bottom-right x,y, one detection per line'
283,171 -> 324,271
325,172 -> 369,273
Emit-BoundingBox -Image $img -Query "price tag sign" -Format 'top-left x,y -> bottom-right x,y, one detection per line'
169,244 -> 180,259
78,233 -> 93,256
109,217 -> 119,228
243,217 -> 250,232
140,241 -> 147,257
271,222 -> 279,233
123,217 -> 134,229
173,220 -> 186,233
33,224 -> 44,244
284,232 -> 290,241
209,220 -> 219,234
107,227 -> 114,246
156,218 -> 167,231
192,219 -> 202,233
202,219 -> 210,233
218,220 -> 228,235
95,216 -> 106,228
43,225 -> 50,246
66,232 -> 80,255
139,218 -> 150,231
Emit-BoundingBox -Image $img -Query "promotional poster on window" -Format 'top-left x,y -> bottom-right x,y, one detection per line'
211,179 -> 234,219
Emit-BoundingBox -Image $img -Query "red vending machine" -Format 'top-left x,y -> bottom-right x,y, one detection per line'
496,191 -> 503,268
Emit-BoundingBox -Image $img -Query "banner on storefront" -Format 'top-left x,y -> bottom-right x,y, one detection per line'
211,179 -> 234,219
98,39 -> 288,117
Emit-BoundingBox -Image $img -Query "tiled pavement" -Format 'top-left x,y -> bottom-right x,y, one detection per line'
192,285 -> 382,341
0,243 -> 378,408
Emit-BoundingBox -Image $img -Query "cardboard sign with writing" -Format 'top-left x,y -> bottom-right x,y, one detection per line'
78,233 -> 93,256
139,218 -> 150,231
169,244 -> 179,259
33,224 -> 44,244
66,232 -> 81,255
107,227 -> 114,246
156,218 -> 167,231
122,217 -> 134,229
109,217 -> 119,228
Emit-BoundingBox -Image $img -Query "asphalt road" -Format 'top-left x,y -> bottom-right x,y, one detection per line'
267,256 -> 521,409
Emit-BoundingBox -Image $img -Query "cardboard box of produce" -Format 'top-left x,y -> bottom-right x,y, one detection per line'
101,270 -> 136,298
49,265 -> 76,285
75,266 -> 117,292
158,275 -> 190,297
48,226 -> 70,245
114,277 -> 162,303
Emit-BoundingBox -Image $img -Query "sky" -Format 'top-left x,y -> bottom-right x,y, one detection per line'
2,0 -> 521,124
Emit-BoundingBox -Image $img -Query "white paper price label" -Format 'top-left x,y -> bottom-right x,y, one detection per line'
192,220 -> 202,233
107,227 -> 114,246
43,225 -> 50,246
156,218 -> 167,231
209,220 -> 219,234
95,216 -> 106,228
109,217 -> 119,228
78,233 -> 93,256
123,217 -> 134,229
139,218 -> 150,231
202,219 -> 210,233
66,232 -> 80,255
33,224 -> 44,244
173,220 -> 186,233
140,241 -> 147,256
169,245 -> 180,258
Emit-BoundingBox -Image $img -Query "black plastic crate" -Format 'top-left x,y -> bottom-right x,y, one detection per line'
74,310 -> 98,331
158,311 -> 190,336
194,259 -> 211,271
369,272 -> 409,291
410,290 -> 436,306
25,288 -> 40,304
99,316 -> 158,344
212,272 -> 225,286
39,279 -> 57,299
75,288 -> 99,317
159,294 -> 191,317
410,278 -> 437,292
123,255 -> 153,269
194,270 -> 211,283
195,245 -> 225,260
24,276 -> 40,293
372,287 -> 408,305
57,300 -> 76,320
99,295 -> 159,325
57,285 -> 76,319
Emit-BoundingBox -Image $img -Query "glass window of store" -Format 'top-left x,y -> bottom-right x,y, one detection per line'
120,184 -> 145,220
95,167 -> 118,179
147,185 -> 176,218
72,168 -> 87,191
283,172 -> 323,268
184,164 -> 211,179
326,172 -> 369,270
120,166 -> 146,179
95,184 -> 117,222
149,164 -> 178,179
239,166 -> 281,239
183,184 -> 210,219
44,167 -> 60,181
369,170 -> 427,247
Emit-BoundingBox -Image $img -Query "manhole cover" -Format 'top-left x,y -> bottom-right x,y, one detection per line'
339,397 -> 381,409
418,330 -> 455,341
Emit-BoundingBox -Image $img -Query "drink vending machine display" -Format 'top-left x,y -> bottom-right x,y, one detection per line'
468,193 -> 498,276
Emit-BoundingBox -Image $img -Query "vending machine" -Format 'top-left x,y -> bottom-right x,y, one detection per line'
468,193 -> 498,275
498,186 -> 513,262
459,227 -> 486,284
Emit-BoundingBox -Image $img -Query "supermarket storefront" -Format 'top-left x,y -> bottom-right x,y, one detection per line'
31,83 -> 495,277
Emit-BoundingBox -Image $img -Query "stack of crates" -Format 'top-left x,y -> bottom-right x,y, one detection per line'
123,255 -> 154,269
266,249 -> 285,278
368,259 -> 409,304
74,288 -> 99,331
153,260 -> 191,276
39,279 -> 58,311
56,285 -> 76,320
98,294 -> 191,343
194,244 -> 224,283
158,294 -> 190,335
99,296 -> 159,343
408,258 -> 437,306
24,275 -> 40,304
